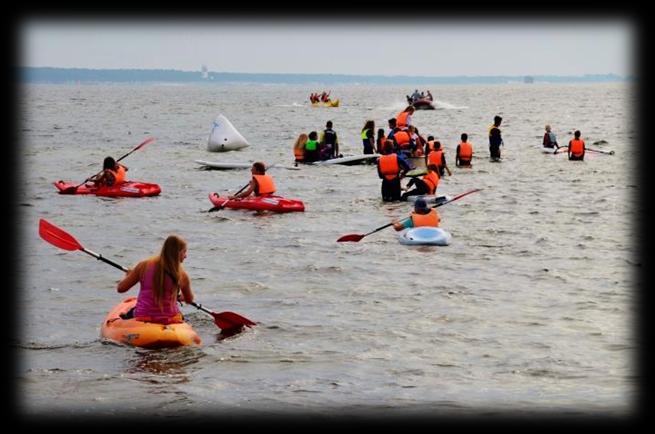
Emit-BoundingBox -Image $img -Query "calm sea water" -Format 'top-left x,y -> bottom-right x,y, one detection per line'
16,82 -> 637,419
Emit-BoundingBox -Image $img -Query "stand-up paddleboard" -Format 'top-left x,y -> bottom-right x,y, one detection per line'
207,114 -> 250,152
195,160 -> 300,170
310,154 -> 378,166
405,194 -> 451,205
398,227 -> 452,246
539,145 -> 563,155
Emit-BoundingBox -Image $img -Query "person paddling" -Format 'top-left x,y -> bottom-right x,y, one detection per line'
393,198 -> 441,231
117,235 -> 195,324
90,156 -> 128,187
230,162 -> 276,199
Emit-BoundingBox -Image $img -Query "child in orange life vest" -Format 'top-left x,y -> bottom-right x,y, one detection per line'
401,163 -> 440,201
393,198 -> 441,231
425,137 -> 452,177
456,133 -> 474,167
230,162 -> 276,199
90,156 -> 128,187
567,130 -> 585,161
117,234 -> 194,324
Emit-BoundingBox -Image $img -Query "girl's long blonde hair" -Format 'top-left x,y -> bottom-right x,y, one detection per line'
151,235 -> 186,310
293,133 -> 308,151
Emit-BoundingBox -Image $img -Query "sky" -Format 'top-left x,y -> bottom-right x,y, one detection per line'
20,19 -> 635,77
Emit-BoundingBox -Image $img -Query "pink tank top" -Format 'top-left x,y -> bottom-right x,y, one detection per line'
134,262 -> 180,323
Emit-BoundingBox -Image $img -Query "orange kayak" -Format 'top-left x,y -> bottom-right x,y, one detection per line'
100,297 -> 202,348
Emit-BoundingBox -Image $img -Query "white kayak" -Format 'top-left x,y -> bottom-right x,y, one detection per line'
405,194 -> 451,205
311,154 -> 378,166
398,227 -> 452,246
207,114 -> 250,152
539,145 -> 562,155
195,160 -> 300,170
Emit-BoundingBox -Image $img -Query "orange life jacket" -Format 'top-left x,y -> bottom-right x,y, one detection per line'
114,165 -> 126,184
378,154 -> 400,180
394,130 -> 411,148
253,174 -> 276,196
294,147 -> 305,161
396,111 -> 410,129
426,140 -> 437,153
410,209 -> 440,227
569,138 -> 585,156
427,150 -> 443,168
422,171 -> 440,194
458,142 -> 473,159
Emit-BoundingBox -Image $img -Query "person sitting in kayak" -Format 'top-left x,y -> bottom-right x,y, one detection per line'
393,198 -> 441,231
116,235 -> 195,324
90,156 -> 128,187
231,162 -> 276,199
400,163 -> 440,201
568,130 -> 586,161
543,124 -> 560,149
456,133 -> 474,167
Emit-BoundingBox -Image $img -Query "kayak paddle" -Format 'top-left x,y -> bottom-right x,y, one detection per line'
208,183 -> 250,212
61,136 -> 156,194
336,188 -> 482,243
38,218 -> 256,331
586,147 -> 615,155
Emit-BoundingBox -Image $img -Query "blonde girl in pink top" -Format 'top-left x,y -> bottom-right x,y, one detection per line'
117,235 -> 195,324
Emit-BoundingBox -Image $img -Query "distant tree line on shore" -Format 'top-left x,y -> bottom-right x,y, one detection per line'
18,67 -> 630,85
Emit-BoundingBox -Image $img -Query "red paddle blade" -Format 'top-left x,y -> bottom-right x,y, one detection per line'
135,136 -> 155,151
212,311 -> 257,330
39,219 -> 83,251
336,234 -> 365,243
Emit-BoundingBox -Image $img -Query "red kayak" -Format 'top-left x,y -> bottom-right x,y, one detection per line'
54,180 -> 161,197
209,192 -> 305,213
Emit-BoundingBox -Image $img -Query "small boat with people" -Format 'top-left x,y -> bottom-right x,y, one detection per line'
406,89 -> 435,110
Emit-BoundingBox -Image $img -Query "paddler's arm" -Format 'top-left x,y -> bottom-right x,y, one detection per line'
393,217 -> 412,231
117,260 -> 146,293
177,270 -> 194,304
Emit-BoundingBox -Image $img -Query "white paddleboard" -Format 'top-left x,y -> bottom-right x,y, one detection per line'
311,154 -> 379,166
207,114 -> 250,152
195,160 -> 300,170
398,227 -> 452,246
